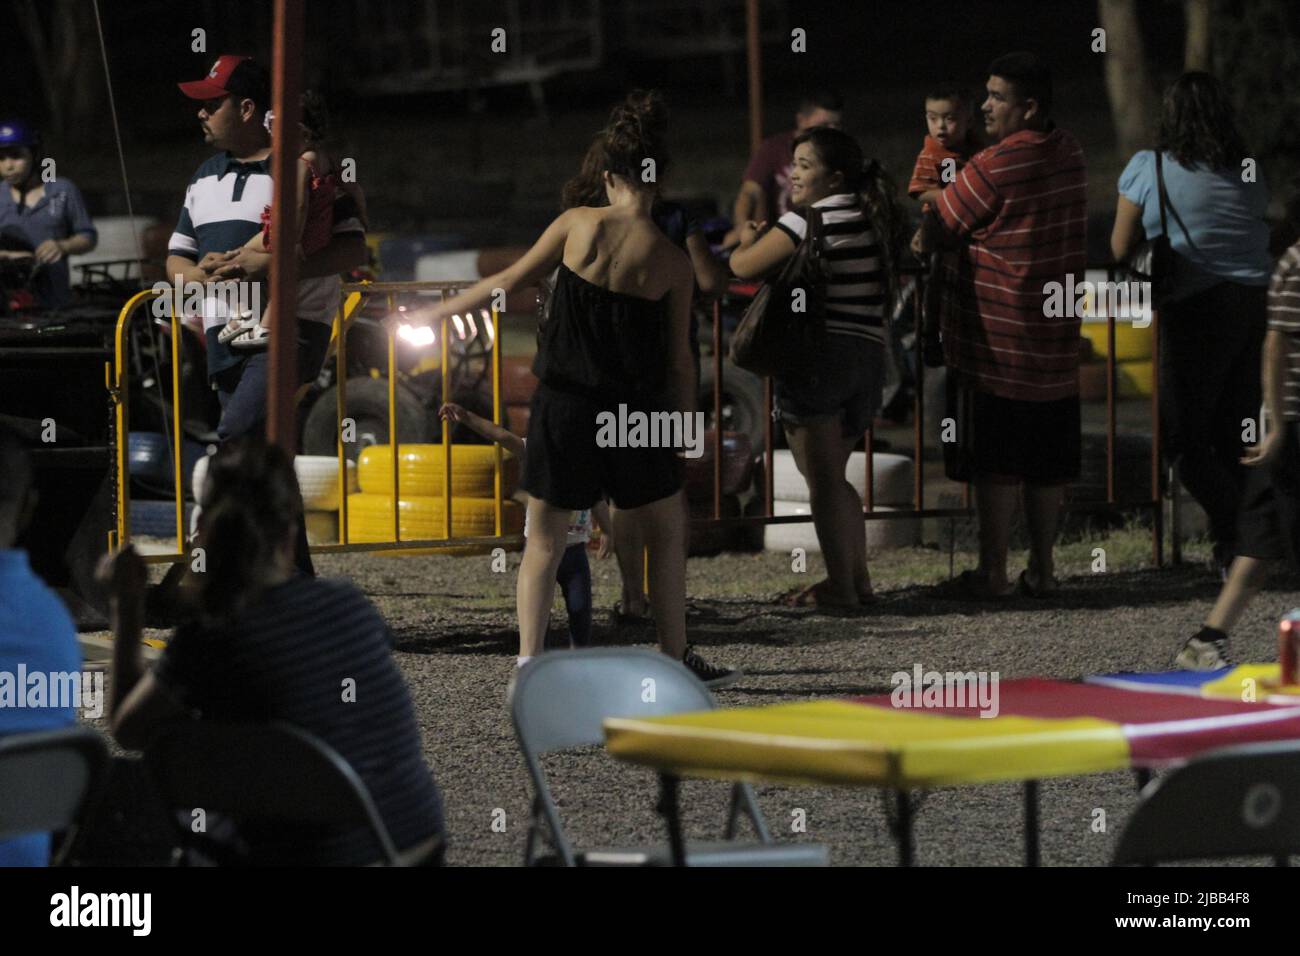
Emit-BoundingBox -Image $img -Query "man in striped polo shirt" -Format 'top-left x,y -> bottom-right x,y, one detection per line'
164,56 -> 367,576
925,51 -> 1087,599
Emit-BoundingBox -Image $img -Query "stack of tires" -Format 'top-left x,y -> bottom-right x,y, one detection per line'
347,444 -> 524,554
190,453 -> 358,545
762,451 -> 919,554
1078,322 -> 1154,400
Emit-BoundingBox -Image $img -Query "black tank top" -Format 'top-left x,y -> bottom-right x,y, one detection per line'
532,263 -> 670,400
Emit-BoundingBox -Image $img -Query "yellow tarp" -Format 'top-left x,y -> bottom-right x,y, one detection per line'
1201,664 -> 1300,700
604,700 -> 1131,789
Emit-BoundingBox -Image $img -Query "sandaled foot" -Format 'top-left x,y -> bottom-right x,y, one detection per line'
230,325 -> 270,351
932,569 -> 1014,601
217,318 -> 250,345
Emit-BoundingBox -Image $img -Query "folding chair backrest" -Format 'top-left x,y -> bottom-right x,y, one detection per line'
0,727 -> 109,843
511,648 -> 727,864
512,647 -> 716,755
145,720 -> 400,863
1114,741 -> 1300,865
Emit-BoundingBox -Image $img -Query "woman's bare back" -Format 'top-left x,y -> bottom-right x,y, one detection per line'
562,206 -> 686,300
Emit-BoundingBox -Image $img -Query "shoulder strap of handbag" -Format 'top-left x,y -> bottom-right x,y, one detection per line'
807,204 -> 824,258
1156,151 -> 1203,258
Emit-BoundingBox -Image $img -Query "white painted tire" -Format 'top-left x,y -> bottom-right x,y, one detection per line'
762,499 -> 919,554
771,450 -> 914,506
305,511 -> 339,545
295,456 -> 359,511
192,453 -> 359,512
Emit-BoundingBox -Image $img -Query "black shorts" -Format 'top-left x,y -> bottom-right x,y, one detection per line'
944,374 -> 1081,484
774,335 -> 885,439
523,383 -> 684,510
1236,423 -> 1300,565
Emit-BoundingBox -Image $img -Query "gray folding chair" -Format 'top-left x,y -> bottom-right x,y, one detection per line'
511,647 -> 829,866
1114,741 -> 1300,866
146,720 -> 441,866
0,726 -> 109,865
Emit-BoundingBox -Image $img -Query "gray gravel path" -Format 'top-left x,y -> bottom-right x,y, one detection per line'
83,537 -> 1295,866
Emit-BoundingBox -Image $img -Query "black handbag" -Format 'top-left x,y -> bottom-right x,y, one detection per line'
1126,151 -> 1195,308
729,206 -> 831,378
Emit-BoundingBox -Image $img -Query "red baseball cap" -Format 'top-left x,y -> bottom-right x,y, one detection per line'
178,55 -> 270,104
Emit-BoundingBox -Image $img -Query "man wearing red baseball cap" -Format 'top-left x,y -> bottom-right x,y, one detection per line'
162,55 -> 368,581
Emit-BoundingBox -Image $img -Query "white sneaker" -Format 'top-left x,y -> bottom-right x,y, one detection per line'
1174,635 -> 1232,671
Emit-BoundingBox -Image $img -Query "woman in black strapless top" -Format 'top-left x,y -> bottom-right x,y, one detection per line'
419,91 -> 737,688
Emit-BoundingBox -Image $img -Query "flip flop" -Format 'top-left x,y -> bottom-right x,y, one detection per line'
933,570 -> 1014,602
1015,569 -> 1059,599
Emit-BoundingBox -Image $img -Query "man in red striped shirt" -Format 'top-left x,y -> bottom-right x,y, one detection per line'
925,51 -> 1088,599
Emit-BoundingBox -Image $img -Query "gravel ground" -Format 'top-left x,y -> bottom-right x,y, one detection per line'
80,528 -> 1299,867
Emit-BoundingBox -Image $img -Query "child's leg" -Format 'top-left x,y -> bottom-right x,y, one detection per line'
556,543 -> 593,647
517,496 -> 572,659
1206,555 -> 1269,634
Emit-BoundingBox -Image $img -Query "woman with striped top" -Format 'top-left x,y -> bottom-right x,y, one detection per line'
731,126 -> 896,608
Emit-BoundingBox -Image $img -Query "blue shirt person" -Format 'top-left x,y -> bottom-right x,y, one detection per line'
0,431 -> 84,866
0,120 -> 98,310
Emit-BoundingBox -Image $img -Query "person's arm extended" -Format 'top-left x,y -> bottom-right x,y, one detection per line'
423,210 -> 578,323
723,181 -> 766,248
686,232 -> 728,300
438,402 -> 525,457
1110,195 -> 1145,263
98,546 -> 189,750
591,499 -> 614,559
728,220 -> 796,279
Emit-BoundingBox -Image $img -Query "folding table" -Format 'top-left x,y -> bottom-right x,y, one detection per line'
603,672 -> 1300,866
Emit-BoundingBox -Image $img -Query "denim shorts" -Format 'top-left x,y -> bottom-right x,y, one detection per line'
774,335 -> 884,438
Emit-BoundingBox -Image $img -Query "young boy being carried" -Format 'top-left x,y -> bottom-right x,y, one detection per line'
908,83 -> 983,366
438,402 -> 612,652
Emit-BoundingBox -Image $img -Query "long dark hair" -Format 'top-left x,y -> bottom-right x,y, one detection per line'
561,89 -> 669,209
793,126 -> 909,306
187,437 -> 303,630
1156,72 -> 1250,171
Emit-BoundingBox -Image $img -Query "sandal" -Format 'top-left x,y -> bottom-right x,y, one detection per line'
932,569 -> 1015,602
1015,569 -> 1059,599
217,317 -> 251,345
230,324 -> 270,351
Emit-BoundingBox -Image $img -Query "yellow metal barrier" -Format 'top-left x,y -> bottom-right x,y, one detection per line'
111,279 -> 518,564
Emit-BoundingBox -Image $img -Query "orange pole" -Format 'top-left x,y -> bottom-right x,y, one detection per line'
746,0 -> 762,155
266,0 -> 304,449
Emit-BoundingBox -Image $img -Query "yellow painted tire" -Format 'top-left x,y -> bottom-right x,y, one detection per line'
357,444 -> 520,498
344,493 -> 523,542
1117,359 -> 1155,398
1079,322 -> 1153,362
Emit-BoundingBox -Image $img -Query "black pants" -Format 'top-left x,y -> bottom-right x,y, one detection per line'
1158,282 -> 1267,552
212,322 -> 332,576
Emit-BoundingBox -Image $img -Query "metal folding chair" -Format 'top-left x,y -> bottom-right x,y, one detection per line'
0,726 -> 110,865
146,720 -> 442,866
1114,741 -> 1300,866
512,647 -> 828,866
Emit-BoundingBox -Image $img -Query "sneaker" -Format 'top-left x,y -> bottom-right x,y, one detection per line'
1174,632 -> 1232,671
682,645 -> 741,689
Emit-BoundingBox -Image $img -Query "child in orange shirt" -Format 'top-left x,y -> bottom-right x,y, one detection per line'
908,84 -> 983,366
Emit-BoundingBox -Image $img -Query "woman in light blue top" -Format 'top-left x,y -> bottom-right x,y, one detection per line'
1111,72 -> 1271,580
